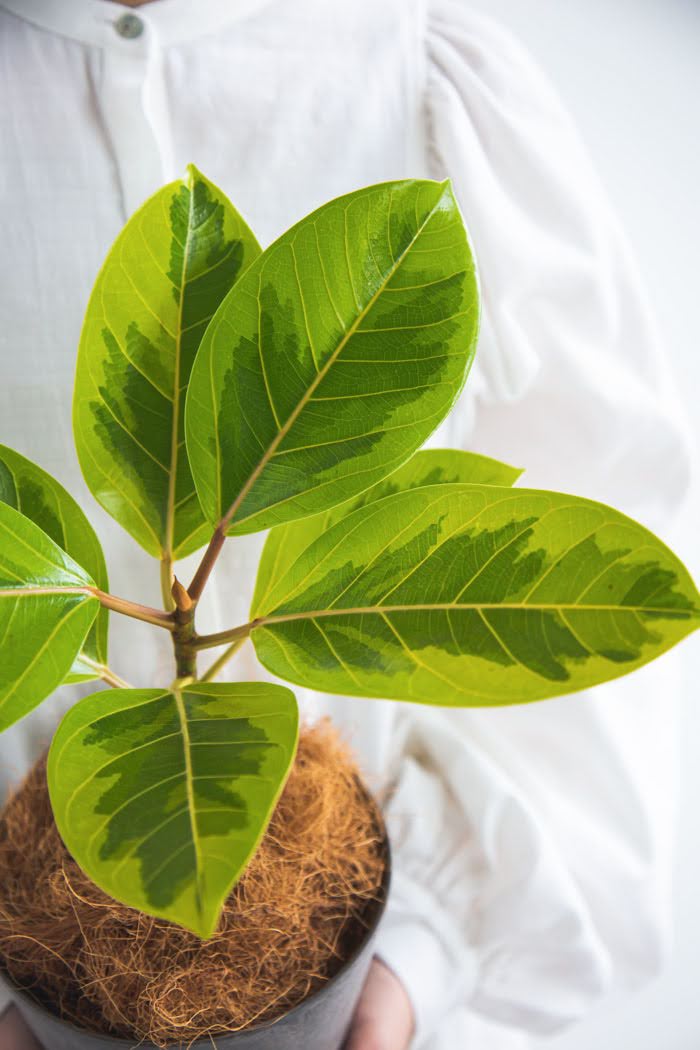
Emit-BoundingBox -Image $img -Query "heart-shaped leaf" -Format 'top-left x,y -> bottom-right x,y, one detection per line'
0,445 -> 108,683
48,682 -> 299,938
0,502 -> 99,731
186,179 -> 479,536
254,449 -> 522,612
251,485 -> 699,705
74,165 -> 261,559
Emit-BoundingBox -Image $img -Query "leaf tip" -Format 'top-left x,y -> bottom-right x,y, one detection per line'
438,177 -> 456,201
185,162 -> 203,189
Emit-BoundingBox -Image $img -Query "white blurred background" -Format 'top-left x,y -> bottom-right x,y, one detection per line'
467,1 -> 700,1047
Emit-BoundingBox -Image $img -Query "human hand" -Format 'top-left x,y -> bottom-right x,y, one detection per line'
0,1006 -> 43,1049
345,957 -> 414,1050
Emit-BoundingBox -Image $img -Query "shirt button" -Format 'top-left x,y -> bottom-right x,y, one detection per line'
114,13 -> 144,39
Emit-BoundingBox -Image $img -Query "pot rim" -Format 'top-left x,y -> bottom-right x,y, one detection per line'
1,789 -> 391,1048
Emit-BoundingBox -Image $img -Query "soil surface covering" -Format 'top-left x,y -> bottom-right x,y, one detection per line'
0,721 -> 386,1047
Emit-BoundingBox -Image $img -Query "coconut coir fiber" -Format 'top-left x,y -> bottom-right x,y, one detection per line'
0,721 -> 387,1047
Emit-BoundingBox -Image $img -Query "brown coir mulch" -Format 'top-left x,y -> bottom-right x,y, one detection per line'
0,721 -> 387,1047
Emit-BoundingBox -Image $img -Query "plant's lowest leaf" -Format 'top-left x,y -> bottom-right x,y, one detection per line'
48,682 -> 299,939
0,444 -> 108,683
0,502 -> 99,731
186,179 -> 480,537
74,165 -> 261,560
250,484 -> 699,706
254,449 -> 522,611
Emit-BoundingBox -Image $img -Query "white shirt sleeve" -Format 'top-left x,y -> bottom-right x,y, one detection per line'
373,3 -> 693,1046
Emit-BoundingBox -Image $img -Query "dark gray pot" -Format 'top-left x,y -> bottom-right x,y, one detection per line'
1,840 -> 390,1050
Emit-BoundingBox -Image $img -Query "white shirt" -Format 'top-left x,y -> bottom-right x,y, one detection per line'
0,1 -> 693,1047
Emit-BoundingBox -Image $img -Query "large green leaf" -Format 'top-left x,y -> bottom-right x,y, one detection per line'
250,485 -> 699,706
0,502 -> 99,731
186,179 -> 479,537
254,449 -> 522,612
0,445 -> 108,683
74,165 -> 261,560
48,682 -> 299,938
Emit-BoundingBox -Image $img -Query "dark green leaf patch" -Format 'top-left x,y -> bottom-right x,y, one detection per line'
48,682 -> 299,938
186,180 -> 480,536
254,449 -> 522,612
252,485 -> 699,705
74,166 -> 261,558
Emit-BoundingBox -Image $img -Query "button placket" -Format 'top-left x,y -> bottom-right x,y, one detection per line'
97,14 -> 175,217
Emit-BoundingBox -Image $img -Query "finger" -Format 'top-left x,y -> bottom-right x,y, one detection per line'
344,958 -> 414,1050
345,1017 -> 385,1050
0,1006 -> 44,1049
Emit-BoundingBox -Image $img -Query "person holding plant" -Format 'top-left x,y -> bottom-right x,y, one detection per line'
0,2 -> 694,1050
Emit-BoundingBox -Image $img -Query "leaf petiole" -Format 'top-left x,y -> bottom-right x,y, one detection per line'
90,588 -> 176,631
192,620 -> 257,652
160,556 -> 175,612
76,656 -> 132,689
187,524 -> 226,604
200,636 -> 248,683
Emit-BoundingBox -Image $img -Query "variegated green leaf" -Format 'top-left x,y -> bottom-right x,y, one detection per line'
0,444 -> 108,683
254,449 -> 522,612
48,682 -> 299,939
186,179 -> 479,537
0,502 -> 99,731
251,485 -> 699,706
74,165 -> 261,560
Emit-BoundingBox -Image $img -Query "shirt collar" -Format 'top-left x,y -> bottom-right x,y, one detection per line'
0,0 -> 275,48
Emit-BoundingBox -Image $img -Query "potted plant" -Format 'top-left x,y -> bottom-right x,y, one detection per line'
0,167 -> 697,1049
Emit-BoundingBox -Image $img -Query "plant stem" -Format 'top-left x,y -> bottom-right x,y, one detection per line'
91,589 -> 176,631
160,556 -> 175,611
192,620 -> 258,652
187,524 -> 226,604
171,577 -> 198,678
200,637 -> 247,682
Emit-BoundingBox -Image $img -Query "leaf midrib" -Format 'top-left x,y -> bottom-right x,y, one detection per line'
0,585 -> 91,598
255,601 -> 699,627
219,187 -> 449,531
164,177 -> 197,560
173,685 -> 204,917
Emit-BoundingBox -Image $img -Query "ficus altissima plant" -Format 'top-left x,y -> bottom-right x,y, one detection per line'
0,167 -> 697,939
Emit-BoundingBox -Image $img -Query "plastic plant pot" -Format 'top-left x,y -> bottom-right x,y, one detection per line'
0,824 -> 390,1050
